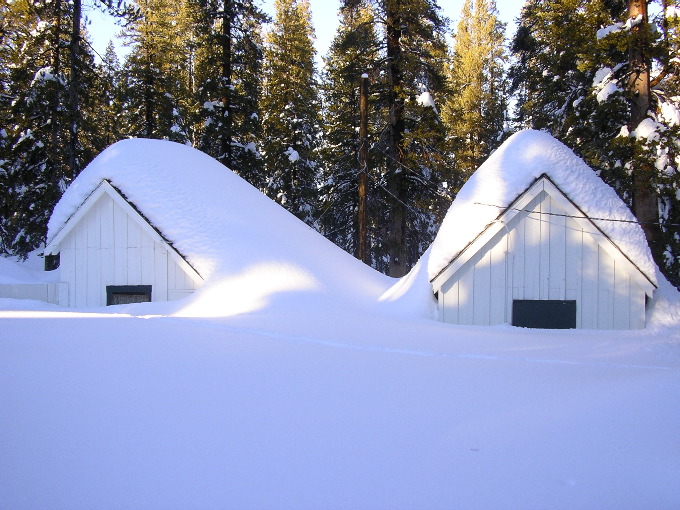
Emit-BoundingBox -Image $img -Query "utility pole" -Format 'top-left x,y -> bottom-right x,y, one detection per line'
357,73 -> 369,264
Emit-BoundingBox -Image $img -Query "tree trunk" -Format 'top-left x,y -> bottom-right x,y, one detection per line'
144,43 -> 155,138
385,1 -> 408,277
628,0 -> 661,253
67,0 -> 82,180
221,0 -> 233,168
51,0 -> 62,154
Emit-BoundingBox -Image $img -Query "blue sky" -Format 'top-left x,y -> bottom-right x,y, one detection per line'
87,0 -> 526,61
262,0 -> 525,59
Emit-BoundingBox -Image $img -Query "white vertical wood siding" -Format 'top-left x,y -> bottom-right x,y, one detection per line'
439,190 -> 647,329
58,193 -> 197,307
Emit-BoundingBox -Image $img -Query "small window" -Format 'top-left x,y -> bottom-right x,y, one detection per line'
45,253 -> 60,271
106,285 -> 152,306
512,300 -> 576,329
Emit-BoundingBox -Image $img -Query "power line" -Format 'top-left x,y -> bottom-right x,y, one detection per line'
370,141 -> 456,201
364,171 -> 424,217
475,202 -> 680,227
309,199 -> 335,230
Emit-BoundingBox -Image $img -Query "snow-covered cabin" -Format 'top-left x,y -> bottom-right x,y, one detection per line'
41,138 -> 390,310
44,180 -> 202,307
427,130 -> 658,329
43,144 -> 209,307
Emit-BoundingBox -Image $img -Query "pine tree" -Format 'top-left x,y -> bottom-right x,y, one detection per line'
443,0 -> 508,181
510,0 -> 680,286
94,41 -> 125,148
349,0 -> 451,276
0,0 -> 79,257
0,1 -> 140,258
261,0 -> 321,222
509,0 -> 616,137
192,0 -> 268,187
120,0 -> 194,142
318,3 -> 381,264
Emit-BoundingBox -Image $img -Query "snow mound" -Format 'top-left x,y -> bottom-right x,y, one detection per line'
0,255 -> 57,284
378,247 -> 438,319
47,139 -> 391,316
647,275 -> 680,330
0,250 -> 59,285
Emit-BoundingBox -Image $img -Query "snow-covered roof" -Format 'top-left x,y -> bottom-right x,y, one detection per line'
428,129 -> 658,285
47,139 -> 391,314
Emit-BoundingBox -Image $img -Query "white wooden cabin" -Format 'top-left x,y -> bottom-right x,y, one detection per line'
431,174 -> 656,330
44,180 -> 203,307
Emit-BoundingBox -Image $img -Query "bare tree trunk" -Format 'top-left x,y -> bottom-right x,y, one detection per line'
221,0 -> 233,168
144,38 -> 155,138
51,0 -> 62,154
629,0 -> 661,253
67,0 -> 82,180
385,1 -> 408,277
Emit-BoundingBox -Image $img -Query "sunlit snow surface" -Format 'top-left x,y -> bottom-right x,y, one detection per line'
2,134 -> 680,509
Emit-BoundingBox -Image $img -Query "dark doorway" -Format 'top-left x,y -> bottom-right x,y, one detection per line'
512,300 -> 577,329
106,285 -> 152,305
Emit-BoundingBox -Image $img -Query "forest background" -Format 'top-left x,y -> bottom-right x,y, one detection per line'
1,0 -> 680,285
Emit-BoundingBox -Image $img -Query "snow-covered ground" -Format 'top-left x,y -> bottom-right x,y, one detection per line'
2,292 -> 680,509
2,134 -> 680,509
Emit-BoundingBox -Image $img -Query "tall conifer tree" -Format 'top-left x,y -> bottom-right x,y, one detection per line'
0,0 -> 93,257
319,3 -> 381,264
193,0 -> 267,187
443,0 -> 507,180
1,1 -> 142,258
261,0 -> 321,222
94,41 -> 125,148
339,0 -> 450,276
120,0 -> 193,142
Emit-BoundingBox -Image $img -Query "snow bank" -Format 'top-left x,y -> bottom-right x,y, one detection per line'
47,139 -> 392,316
647,274 -> 680,329
378,247 -> 438,319
0,255 -> 57,285
385,129 -> 659,313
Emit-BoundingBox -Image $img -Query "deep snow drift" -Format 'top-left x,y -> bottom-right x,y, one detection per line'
2,134 -> 680,509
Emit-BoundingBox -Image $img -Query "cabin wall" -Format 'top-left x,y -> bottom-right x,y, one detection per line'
439,191 -> 647,329
57,193 -> 197,307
